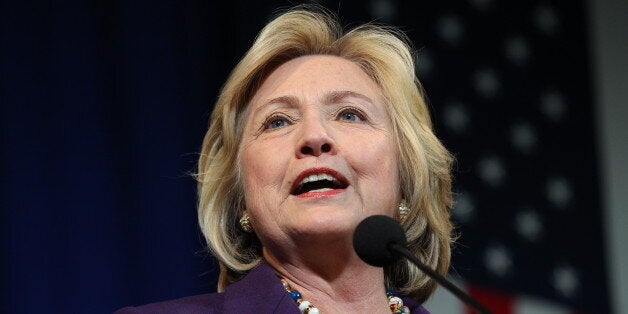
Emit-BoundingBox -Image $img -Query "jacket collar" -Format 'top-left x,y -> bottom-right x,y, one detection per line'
223,261 -> 425,313
223,261 -> 300,313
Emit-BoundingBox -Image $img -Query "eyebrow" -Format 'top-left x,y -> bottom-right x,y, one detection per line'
254,90 -> 375,116
326,90 -> 375,105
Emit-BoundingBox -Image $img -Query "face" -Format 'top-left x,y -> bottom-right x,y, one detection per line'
240,55 -> 400,251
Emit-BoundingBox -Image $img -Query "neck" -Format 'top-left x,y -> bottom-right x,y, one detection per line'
262,235 -> 392,313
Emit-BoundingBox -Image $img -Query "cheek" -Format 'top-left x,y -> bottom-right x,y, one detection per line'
240,147 -> 261,205
350,135 -> 400,191
241,140 -> 276,181
240,141 -> 288,202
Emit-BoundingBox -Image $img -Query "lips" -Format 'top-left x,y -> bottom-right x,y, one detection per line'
290,167 -> 349,196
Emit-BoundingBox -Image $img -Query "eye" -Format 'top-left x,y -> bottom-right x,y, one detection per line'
337,107 -> 366,122
341,111 -> 357,121
263,114 -> 292,130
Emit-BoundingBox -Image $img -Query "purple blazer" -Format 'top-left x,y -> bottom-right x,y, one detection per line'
115,262 -> 430,313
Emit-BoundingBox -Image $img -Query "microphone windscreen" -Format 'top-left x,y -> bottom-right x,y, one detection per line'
353,215 -> 407,267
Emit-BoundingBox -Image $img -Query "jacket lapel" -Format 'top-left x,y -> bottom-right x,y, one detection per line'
222,262 -> 301,313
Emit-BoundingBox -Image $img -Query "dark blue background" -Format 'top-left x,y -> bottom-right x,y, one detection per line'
1,1 -> 260,312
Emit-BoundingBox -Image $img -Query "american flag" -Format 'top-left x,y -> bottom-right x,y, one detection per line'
364,0 -> 611,313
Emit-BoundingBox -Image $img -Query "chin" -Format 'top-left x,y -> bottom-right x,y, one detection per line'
294,208 -> 358,237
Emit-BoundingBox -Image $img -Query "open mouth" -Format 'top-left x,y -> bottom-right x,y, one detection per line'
291,171 -> 349,196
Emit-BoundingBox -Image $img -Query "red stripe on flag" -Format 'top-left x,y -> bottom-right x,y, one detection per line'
465,285 -> 513,314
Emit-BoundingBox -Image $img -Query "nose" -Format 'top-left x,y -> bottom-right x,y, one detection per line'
296,118 -> 337,158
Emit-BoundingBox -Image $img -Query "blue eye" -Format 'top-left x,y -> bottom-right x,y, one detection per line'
341,112 -> 358,121
338,108 -> 365,122
264,115 -> 291,130
270,119 -> 287,128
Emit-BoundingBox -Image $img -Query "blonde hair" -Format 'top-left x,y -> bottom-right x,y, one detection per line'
197,5 -> 453,303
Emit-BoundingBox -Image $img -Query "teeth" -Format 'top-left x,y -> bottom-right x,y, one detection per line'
309,187 -> 333,192
301,173 -> 335,185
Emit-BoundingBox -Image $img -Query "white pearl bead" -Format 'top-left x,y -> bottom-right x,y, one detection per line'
308,308 -> 320,314
299,301 -> 311,312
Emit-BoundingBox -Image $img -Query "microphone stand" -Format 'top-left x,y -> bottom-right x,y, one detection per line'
390,244 -> 492,314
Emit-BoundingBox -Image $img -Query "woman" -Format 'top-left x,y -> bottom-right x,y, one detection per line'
117,5 -> 453,314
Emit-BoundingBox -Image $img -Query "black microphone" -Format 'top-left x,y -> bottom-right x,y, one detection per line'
353,215 -> 492,314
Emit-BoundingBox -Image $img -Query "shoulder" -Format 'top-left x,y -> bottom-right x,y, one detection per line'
114,293 -> 224,314
115,262 -> 299,313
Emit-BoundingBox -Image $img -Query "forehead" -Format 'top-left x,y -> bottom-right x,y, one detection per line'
248,55 -> 384,108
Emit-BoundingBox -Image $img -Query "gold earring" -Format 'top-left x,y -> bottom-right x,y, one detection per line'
239,211 -> 253,233
398,201 -> 409,221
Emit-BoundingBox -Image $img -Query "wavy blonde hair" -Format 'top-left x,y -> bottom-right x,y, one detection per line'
196,5 -> 453,303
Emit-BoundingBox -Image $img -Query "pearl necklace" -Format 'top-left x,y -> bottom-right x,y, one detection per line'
280,278 -> 411,313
